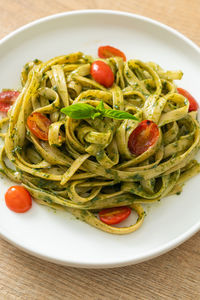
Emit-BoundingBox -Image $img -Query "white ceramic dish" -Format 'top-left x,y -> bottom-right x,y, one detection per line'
0,10 -> 199,268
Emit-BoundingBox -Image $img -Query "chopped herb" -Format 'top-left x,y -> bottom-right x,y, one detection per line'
43,173 -> 50,178
105,168 -> 112,174
12,145 -> 22,156
25,64 -> 29,73
126,126 -> 131,131
53,86 -> 58,92
43,196 -> 53,203
132,174 -> 144,181
0,168 -> 5,174
92,196 -> 99,201
96,149 -> 104,160
11,128 -> 16,139
125,71 -> 131,78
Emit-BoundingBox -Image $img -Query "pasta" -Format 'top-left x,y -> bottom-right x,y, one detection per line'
0,51 -> 200,234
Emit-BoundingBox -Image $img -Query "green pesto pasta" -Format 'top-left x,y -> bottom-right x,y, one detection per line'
0,51 -> 200,234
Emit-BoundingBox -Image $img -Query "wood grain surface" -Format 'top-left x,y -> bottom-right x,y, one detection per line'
0,1 -> 200,299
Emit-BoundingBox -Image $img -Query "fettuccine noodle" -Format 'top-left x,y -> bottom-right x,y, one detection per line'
0,52 -> 200,234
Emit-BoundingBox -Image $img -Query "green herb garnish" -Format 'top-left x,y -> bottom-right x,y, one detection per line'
61,101 -> 138,121
12,145 -> 22,156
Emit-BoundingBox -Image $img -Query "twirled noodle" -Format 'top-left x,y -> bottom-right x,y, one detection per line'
0,52 -> 200,235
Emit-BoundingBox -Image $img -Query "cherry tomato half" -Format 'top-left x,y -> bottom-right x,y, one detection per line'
99,206 -> 131,225
5,186 -> 32,213
177,88 -> 199,112
128,120 -> 159,156
27,112 -> 51,140
0,91 -> 20,112
90,60 -> 114,88
98,45 -> 126,61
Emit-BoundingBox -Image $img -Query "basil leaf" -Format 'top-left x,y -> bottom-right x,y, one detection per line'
96,100 -> 105,112
61,103 -> 97,119
103,109 -> 138,120
91,112 -> 102,119
61,102 -> 138,121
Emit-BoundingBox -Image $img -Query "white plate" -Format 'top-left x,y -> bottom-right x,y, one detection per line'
0,10 -> 199,268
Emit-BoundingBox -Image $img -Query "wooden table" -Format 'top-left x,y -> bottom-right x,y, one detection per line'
0,1 -> 199,299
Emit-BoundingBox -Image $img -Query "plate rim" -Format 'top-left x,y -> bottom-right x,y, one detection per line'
0,9 -> 199,268
0,9 -> 199,52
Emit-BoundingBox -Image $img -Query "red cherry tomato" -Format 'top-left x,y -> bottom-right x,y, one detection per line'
0,91 -> 20,112
5,186 -> 32,213
98,45 -> 126,61
128,120 -> 159,156
177,88 -> 199,112
99,206 -> 131,225
27,112 -> 51,140
90,60 -> 114,88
